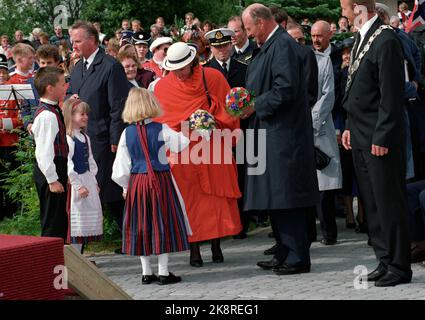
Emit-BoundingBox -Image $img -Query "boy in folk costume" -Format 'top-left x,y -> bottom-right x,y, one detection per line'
32,66 -> 69,240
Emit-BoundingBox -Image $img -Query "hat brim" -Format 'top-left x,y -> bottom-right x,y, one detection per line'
162,46 -> 197,71
210,40 -> 232,47
0,65 -> 8,70
133,40 -> 149,46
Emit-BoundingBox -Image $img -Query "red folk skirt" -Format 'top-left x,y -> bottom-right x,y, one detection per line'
122,170 -> 190,256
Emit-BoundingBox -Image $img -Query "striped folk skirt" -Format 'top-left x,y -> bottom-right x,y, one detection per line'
122,170 -> 190,256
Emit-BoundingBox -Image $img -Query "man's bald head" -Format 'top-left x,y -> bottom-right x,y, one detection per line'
242,3 -> 274,22
311,20 -> 332,52
242,3 -> 277,46
312,21 -> 331,34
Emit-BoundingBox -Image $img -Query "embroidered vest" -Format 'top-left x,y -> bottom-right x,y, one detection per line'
126,122 -> 170,174
34,103 -> 68,158
72,133 -> 90,174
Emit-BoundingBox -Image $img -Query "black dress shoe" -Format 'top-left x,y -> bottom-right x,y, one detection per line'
272,264 -> 311,275
190,258 -> 203,267
233,232 -> 247,239
375,270 -> 411,287
411,245 -> 425,263
257,257 -> 284,270
212,252 -> 224,263
320,238 -> 337,245
264,243 -> 278,255
158,272 -> 182,285
142,274 -> 158,284
367,264 -> 387,282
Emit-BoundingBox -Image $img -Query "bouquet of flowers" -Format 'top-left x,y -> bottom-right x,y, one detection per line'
189,109 -> 216,141
225,87 -> 254,117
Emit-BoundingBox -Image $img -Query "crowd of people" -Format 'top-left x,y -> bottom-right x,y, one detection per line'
1,0 -> 425,287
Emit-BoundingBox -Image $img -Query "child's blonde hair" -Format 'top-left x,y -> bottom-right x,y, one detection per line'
122,87 -> 162,124
63,98 -> 91,136
11,43 -> 35,60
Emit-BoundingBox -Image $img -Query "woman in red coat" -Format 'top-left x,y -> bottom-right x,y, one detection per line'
154,42 -> 242,267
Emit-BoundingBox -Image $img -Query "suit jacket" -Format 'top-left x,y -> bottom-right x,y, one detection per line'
69,48 -> 131,202
329,44 -> 344,119
204,57 -> 247,88
343,18 -> 405,150
299,45 -> 319,108
232,40 -> 256,64
244,27 -> 319,211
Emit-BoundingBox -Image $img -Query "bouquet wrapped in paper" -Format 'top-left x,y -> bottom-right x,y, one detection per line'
189,109 -> 216,141
225,87 -> 254,117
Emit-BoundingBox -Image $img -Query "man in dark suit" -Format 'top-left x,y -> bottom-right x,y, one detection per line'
228,16 -> 257,65
340,0 -> 412,287
69,21 -> 131,242
204,28 -> 250,239
242,4 -> 320,275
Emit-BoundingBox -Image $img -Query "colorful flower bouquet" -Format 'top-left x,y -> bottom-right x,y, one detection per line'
189,109 -> 216,141
225,87 -> 254,117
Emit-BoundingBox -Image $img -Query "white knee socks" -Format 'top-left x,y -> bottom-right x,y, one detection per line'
140,254 -> 169,276
140,256 -> 152,275
158,253 -> 169,276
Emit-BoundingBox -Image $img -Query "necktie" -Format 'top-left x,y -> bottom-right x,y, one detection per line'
222,62 -> 228,77
352,32 -> 361,59
82,60 -> 88,77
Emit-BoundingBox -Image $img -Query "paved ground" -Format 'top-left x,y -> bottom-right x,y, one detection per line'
91,219 -> 425,300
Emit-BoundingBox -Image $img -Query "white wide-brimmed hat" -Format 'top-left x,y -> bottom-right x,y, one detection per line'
162,42 -> 197,71
149,37 -> 173,52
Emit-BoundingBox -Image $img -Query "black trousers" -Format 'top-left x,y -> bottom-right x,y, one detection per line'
33,157 -> 68,241
352,148 -> 412,279
317,190 -> 338,241
269,208 -> 311,267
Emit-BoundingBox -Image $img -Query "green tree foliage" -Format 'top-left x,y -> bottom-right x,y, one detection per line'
247,0 -> 342,23
0,0 -> 342,38
0,131 -> 40,235
80,0 -> 242,35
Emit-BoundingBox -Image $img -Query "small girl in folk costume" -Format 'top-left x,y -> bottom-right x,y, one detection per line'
63,98 -> 103,254
112,87 -> 191,285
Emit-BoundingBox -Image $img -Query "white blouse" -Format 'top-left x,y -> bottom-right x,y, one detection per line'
32,100 -> 59,184
66,129 -> 98,190
112,122 -> 190,192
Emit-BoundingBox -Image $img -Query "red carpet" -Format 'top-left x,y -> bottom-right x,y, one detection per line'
0,235 -> 65,300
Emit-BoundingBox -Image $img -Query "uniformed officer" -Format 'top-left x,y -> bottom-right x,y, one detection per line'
132,31 -> 152,64
204,28 -> 247,88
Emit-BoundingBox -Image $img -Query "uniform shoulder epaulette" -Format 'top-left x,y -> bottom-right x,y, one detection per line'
234,57 -> 249,65
235,59 -> 248,66
244,54 -> 252,62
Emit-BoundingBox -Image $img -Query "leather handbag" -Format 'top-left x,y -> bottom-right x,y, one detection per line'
314,147 -> 331,170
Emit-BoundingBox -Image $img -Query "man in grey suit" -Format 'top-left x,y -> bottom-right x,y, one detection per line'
69,21 -> 131,242
241,4 -> 319,275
